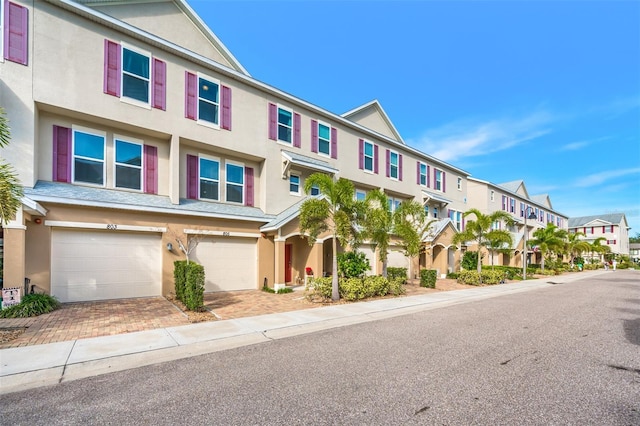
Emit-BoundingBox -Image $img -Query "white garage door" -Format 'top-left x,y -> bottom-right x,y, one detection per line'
387,246 -> 410,270
51,230 -> 162,303
359,245 -> 377,276
191,237 -> 257,292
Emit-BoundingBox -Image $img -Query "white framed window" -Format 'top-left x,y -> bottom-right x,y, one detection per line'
457,177 -> 462,191
363,141 -> 374,172
434,169 -> 443,191
121,44 -> 151,106
318,122 -> 331,156
510,198 -> 515,213
419,162 -> 427,186
424,205 -> 429,216
491,220 -> 500,230
433,207 -> 438,219
278,106 -> 293,144
455,211 -> 462,231
387,196 -> 401,212
355,189 -> 366,201
114,137 -> 143,191
289,174 -> 301,195
310,184 -> 320,196
226,161 -> 244,204
198,74 -> 220,126
199,156 -> 220,201
72,127 -> 106,186
389,151 -> 399,180
490,190 -> 495,202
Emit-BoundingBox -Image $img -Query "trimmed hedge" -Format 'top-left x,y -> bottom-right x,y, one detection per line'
420,269 -> 437,288
387,267 -> 408,283
174,260 -> 205,311
306,275 -> 405,302
456,269 -> 505,285
173,260 -> 188,301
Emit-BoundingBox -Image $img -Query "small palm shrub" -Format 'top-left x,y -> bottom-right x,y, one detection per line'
0,293 -> 60,318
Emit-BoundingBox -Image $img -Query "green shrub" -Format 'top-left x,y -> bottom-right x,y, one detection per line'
173,260 -> 188,302
306,275 -> 398,301
483,265 -> 521,280
420,269 -> 437,288
0,293 -> 60,318
446,272 -> 459,279
388,277 -> 406,296
184,262 -> 205,311
461,251 -> 478,270
340,277 -> 368,301
337,251 -> 370,278
262,285 -> 293,294
457,270 -> 481,285
481,269 -> 505,285
306,277 -> 333,300
363,275 -> 390,298
387,267 -> 407,283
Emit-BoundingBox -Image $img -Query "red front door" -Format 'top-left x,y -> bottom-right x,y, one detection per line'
285,244 -> 292,283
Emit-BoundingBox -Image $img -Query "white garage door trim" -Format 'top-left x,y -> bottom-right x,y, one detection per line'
191,236 -> 257,292
51,230 -> 162,303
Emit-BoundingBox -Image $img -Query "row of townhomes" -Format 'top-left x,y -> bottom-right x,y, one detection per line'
0,0 -> 578,303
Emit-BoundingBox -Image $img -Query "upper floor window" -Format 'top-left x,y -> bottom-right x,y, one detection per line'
457,177 -> 462,191
355,189 -> 366,201
310,184 -> 320,196
199,157 -> 220,201
363,141 -> 374,172
73,128 -> 105,186
433,207 -> 439,219
419,162 -> 428,186
490,190 -> 495,202
510,198 -> 515,213
278,107 -> 293,143
198,76 -> 220,125
226,162 -> 244,204
389,151 -> 399,180
318,122 -> 331,156
449,209 -> 463,231
289,174 -> 300,195
115,138 -> 142,190
520,202 -> 524,217
122,46 -> 150,104
491,220 -> 500,230
434,169 -> 443,191
388,196 -> 402,212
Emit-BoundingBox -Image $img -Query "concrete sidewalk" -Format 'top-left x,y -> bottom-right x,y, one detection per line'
0,271 -> 607,394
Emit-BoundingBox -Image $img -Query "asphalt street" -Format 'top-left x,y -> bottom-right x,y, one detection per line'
1,270 -> 638,425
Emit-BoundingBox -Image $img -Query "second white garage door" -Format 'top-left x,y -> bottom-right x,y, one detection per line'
191,237 -> 257,292
51,230 -> 162,303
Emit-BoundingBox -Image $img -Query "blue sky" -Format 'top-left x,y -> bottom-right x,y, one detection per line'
190,0 -> 640,236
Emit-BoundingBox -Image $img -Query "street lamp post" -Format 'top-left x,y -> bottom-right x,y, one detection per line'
522,207 -> 537,280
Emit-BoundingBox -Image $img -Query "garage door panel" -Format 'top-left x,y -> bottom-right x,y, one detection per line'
387,248 -> 409,269
359,245 -> 377,276
51,230 -> 161,303
192,237 -> 257,292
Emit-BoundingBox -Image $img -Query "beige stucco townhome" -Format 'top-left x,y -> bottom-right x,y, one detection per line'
1,0 -> 473,303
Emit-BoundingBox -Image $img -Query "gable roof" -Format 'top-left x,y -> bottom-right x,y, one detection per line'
341,100 -> 405,144
568,213 -> 628,228
68,0 -> 250,75
530,194 -> 552,209
497,180 -> 530,199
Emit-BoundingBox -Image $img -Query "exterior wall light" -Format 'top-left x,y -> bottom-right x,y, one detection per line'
166,242 -> 173,251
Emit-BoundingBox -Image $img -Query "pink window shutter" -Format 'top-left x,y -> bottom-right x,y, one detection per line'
293,113 -> 301,148
184,71 -> 197,120
52,125 -> 71,183
358,139 -> 364,169
151,59 -> 166,110
442,171 -> 446,192
311,120 -> 318,153
398,154 -> 403,181
244,167 -> 254,207
268,103 -> 277,140
416,162 -> 420,185
374,144 -> 379,174
103,39 -> 121,96
427,165 -> 430,187
186,154 -> 199,199
221,85 -> 232,130
385,149 -> 390,177
4,1 -> 28,65
330,127 -> 337,159
144,145 -> 158,194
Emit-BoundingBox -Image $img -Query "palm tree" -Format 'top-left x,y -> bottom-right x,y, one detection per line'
0,107 -> 24,225
529,223 -> 567,271
300,173 -> 364,301
362,189 -> 393,278
451,208 -> 514,274
485,230 -> 514,268
566,232 -> 590,268
589,237 -> 610,264
393,200 -> 437,274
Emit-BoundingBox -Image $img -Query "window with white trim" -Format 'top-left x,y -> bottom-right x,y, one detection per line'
434,169 -> 443,191
363,141 -> 374,172
490,190 -> 495,202
289,174 -> 300,195
388,196 -> 401,212
491,220 -> 500,230
318,122 -> 331,156
278,107 -> 293,143
226,162 -> 244,204
419,162 -> 427,186
114,138 -> 142,190
310,184 -> 320,196
433,207 -> 438,219
73,128 -> 105,186
198,75 -> 220,125
510,198 -> 515,213
457,177 -> 462,191
389,151 -> 399,180
199,157 -> 220,201
122,45 -> 151,104
355,189 -> 366,201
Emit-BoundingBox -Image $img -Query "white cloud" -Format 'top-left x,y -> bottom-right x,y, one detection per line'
573,168 -> 640,188
406,112 -> 553,162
